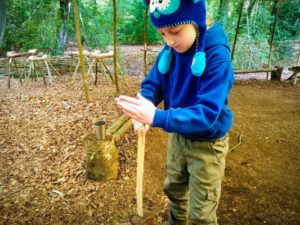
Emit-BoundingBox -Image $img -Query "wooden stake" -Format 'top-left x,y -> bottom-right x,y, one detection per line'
136,126 -> 146,217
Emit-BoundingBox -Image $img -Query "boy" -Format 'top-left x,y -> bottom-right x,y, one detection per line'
115,0 -> 234,224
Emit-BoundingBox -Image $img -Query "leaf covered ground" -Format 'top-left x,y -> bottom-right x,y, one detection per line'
0,47 -> 300,225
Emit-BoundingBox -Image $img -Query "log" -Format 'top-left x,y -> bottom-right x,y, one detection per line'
84,115 -> 132,182
84,133 -> 119,181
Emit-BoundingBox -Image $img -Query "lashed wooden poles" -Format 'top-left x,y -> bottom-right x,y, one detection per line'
72,0 -> 91,102
112,119 -> 132,142
106,115 -> 129,136
136,127 -> 146,217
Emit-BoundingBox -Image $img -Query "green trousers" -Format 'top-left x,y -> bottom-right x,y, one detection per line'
163,133 -> 229,225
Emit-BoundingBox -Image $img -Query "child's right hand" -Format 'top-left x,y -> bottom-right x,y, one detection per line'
132,119 -> 151,134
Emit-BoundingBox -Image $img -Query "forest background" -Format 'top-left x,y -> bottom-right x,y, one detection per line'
0,0 -> 299,70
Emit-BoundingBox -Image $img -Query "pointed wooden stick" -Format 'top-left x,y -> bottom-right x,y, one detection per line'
136,126 -> 146,217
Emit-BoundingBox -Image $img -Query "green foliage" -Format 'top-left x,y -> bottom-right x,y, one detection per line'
1,1 -> 61,55
217,0 -> 300,68
116,1 -> 162,44
0,0 -> 299,69
73,0 -> 161,48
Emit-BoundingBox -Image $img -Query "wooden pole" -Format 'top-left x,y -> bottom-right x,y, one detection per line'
72,0 -> 91,102
231,0 -> 245,60
113,0 -> 120,93
297,50 -> 300,65
143,8 -> 148,77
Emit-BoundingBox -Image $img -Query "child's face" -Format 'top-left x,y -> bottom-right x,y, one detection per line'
158,24 -> 197,53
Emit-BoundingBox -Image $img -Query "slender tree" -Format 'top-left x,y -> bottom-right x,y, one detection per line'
267,0 -> 280,68
113,0 -> 120,92
218,0 -> 230,22
58,0 -> 71,50
231,0 -> 246,60
143,8 -> 148,77
72,0 -> 91,102
247,0 -> 258,17
0,0 -> 7,46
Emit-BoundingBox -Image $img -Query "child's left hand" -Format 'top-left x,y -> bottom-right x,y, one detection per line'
115,93 -> 156,126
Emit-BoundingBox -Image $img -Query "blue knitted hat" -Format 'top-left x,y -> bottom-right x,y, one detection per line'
141,0 -> 207,77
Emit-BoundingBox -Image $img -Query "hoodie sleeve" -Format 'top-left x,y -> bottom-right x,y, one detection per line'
152,60 -> 234,134
140,52 -> 164,106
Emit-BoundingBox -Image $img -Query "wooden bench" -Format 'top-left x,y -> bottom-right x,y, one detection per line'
26,54 -> 61,85
7,49 -> 37,88
235,67 -> 283,81
87,51 -> 114,85
69,50 -> 115,85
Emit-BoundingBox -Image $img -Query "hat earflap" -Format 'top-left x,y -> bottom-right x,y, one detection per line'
158,47 -> 173,75
191,52 -> 206,77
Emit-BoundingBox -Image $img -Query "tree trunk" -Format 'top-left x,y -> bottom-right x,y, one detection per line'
247,0 -> 258,17
113,0 -> 120,93
218,0 -> 230,21
58,0 -> 71,50
231,0 -> 246,60
0,0 -> 7,46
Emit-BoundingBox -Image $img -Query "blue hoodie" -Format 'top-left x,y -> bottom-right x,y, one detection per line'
141,22 -> 234,140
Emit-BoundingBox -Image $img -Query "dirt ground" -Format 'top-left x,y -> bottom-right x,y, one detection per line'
0,48 -> 300,225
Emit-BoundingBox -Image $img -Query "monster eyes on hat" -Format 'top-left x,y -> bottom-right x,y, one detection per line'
142,0 -> 202,9
150,0 -> 180,18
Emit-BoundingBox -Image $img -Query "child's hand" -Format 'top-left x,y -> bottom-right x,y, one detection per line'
132,119 -> 151,134
115,93 -> 156,126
